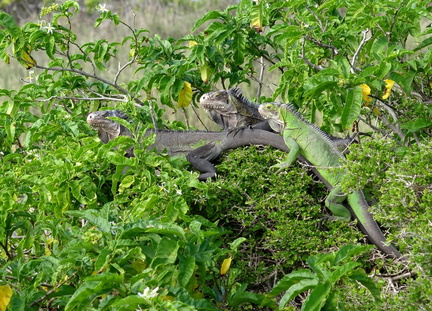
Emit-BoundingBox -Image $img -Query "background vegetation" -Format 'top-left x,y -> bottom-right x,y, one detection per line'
0,0 -> 431,310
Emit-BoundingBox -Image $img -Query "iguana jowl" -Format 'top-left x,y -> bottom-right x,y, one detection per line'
258,102 -> 402,258
87,110 -> 305,181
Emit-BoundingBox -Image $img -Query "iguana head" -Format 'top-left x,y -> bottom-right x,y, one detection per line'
258,103 -> 285,133
199,87 -> 256,129
87,110 -> 131,143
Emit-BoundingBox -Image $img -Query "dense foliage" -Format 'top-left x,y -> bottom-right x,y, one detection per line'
0,0 -> 431,310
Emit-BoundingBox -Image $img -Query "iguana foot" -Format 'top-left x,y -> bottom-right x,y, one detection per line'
269,160 -> 291,173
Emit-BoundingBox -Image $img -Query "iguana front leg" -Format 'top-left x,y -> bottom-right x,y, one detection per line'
325,187 -> 351,221
186,143 -> 218,181
271,135 -> 300,171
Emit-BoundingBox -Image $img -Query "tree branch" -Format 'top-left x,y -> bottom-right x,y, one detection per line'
301,38 -> 324,71
350,29 -> 370,73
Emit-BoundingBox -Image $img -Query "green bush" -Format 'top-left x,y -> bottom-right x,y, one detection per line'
0,0 -> 431,309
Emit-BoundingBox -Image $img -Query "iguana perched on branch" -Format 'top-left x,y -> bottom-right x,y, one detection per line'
199,87 -> 272,131
199,88 -> 358,152
87,110 -> 324,182
258,102 -> 402,258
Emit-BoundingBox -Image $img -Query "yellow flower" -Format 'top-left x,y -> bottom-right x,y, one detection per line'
189,41 -> 198,48
360,84 -> 372,104
382,79 -> 395,99
220,256 -> 232,275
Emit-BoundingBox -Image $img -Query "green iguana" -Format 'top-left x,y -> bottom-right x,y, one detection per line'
86,110 -> 323,181
258,102 -> 402,258
199,87 -> 273,131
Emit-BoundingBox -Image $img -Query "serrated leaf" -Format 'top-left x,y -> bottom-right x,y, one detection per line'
341,86 -> 362,130
177,81 -> 193,108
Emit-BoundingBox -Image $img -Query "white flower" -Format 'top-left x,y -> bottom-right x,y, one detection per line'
138,287 -> 159,299
96,4 -> 109,12
176,189 -> 182,195
43,23 -> 55,34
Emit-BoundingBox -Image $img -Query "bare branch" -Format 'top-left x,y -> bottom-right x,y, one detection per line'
35,65 -> 143,108
257,56 -> 265,99
304,35 -> 339,56
350,29 -> 370,73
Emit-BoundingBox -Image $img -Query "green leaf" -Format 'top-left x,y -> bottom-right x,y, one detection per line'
301,281 -> 332,311
0,12 -> 23,48
192,10 -> 228,31
334,244 -> 373,264
229,284 -> 271,308
268,269 -> 316,297
65,209 -> 111,233
229,237 -> 247,251
341,86 -> 362,130
279,278 -> 319,309
232,31 -> 246,65
122,220 -> 186,240
65,273 -> 122,311
414,36 -> 432,51
178,255 -> 195,287
349,270 -> 382,304
150,237 -> 179,268
45,33 -> 56,60
328,261 -> 361,284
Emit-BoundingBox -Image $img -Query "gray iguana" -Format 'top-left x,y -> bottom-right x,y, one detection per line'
199,87 -> 273,131
258,102 -> 402,258
86,110 -> 321,181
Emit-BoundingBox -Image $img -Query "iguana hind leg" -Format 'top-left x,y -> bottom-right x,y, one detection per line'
186,143 -> 218,181
325,187 -> 351,221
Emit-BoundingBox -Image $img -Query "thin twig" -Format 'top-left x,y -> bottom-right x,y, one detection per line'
357,116 -> 403,146
304,35 -> 339,56
301,38 -> 324,71
35,65 -> 143,108
257,56 -> 265,99
350,29 -> 370,73
29,275 -> 74,307
190,104 -> 209,131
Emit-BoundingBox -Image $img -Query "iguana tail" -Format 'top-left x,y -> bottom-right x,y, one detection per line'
348,191 -> 402,258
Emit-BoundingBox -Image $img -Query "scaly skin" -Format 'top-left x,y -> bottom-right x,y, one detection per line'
87,110 -> 309,181
258,102 -> 402,258
199,88 -> 272,130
